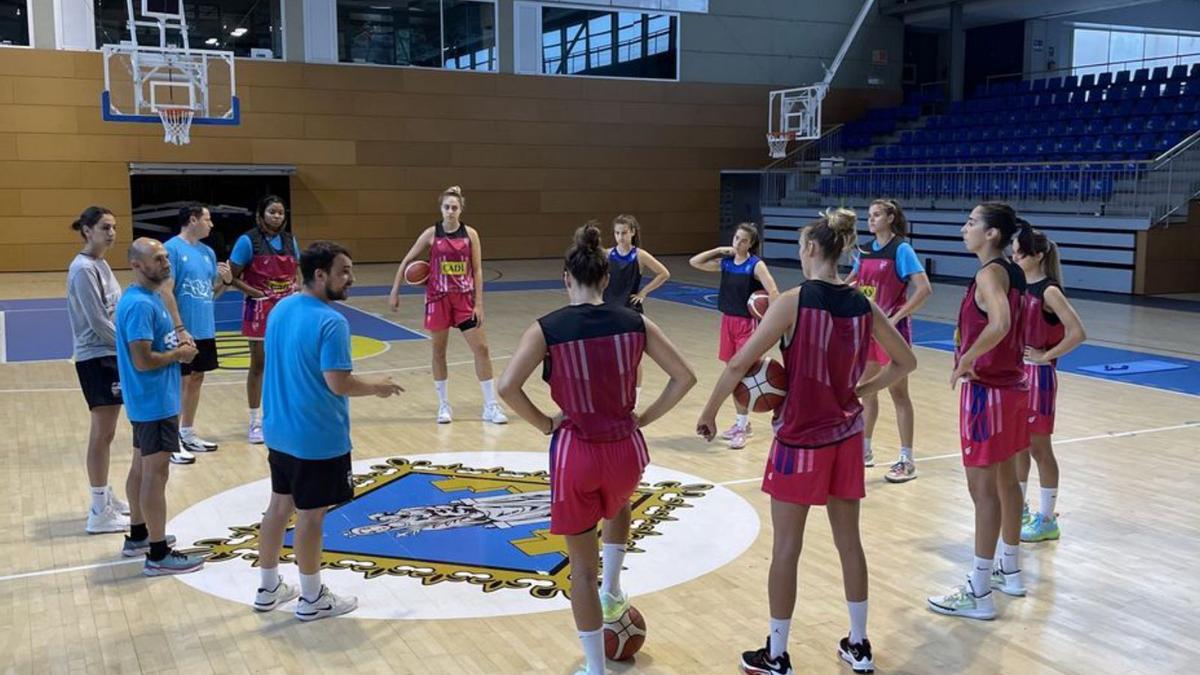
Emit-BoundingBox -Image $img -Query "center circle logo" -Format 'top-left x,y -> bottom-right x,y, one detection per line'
169,451 -> 759,620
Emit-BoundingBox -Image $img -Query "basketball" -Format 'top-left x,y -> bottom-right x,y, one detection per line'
747,290 -> 770,320
403,260 -> 430,285
733,358 -> 787,413
603,605 -> 646,661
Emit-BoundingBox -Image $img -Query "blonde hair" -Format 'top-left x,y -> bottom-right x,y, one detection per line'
613,214 -> 641,247
804,207 -> 859,261
439,185 -> 465,208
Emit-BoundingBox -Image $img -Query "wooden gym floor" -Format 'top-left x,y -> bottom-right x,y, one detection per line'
0,258 -> 1197,674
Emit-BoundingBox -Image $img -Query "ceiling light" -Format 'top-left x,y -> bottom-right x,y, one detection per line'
205,37 -> 218,45
230,27 -> 248,37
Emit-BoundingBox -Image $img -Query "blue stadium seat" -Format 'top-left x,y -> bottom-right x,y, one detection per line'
1133,98 -> 1155,116
1097,71 -> 1114,88
1115,70 -> 1131,85
1031,79 -> 1047,93
1046,76 -> 1063,92
1144,115 -> 1167,132
1191,63 -> 1200,79
1063,75 -> 1079,91
1151,66 -> 1169,82
1170,64 -> 1188,81
1133,68 -> 1150,83
1161,81 -> 1182,98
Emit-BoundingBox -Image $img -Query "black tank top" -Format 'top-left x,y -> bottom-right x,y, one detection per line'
603,247 -> 643,314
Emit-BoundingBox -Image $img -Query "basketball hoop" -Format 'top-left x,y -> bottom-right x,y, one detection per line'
767,131 -> 796,159
157,104 -> 195,145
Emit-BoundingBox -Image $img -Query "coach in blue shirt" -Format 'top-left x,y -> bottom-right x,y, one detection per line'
115,238 -> 205,577
252,241 -> 403,622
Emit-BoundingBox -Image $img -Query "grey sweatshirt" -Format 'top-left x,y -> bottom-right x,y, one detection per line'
66,253 -> 122,361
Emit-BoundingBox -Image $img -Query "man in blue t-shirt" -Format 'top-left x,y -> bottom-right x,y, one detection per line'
164,204 -> 233,462
115,238 -> 205,576
252,241 -> 403,621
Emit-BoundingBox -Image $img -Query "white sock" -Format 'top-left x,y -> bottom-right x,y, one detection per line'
900,446 -> 912,462
735,413 -> 749,429
249,408 -> 261,423
89,486 -> 108,514
601,543 -> 626,597
299,572 -> 322,602
479,379 -> 496,406
260,566 -> 280,591
1018,481 -> 1027,500
864,437 -> 873,451
768,617 -> 791,658
1039,487 -> 1058,518
180,425 -> 194,439
970,556 -> 992,597
635,386 -> 642,409
435,380 -> 448,404
847,600 -> 868,644
578,628 -> 605,675
1000,543 -> 1020,574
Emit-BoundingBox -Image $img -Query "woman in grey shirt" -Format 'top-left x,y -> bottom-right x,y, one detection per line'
67,206 -> 131,535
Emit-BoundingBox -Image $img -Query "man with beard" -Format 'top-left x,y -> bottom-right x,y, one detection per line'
251,241 -> 404,621
115,238 -> 204,576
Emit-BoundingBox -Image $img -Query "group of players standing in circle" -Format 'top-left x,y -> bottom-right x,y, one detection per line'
64,186 -> 1086,674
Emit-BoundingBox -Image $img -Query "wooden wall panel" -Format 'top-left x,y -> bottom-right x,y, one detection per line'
0,49 -> 896,272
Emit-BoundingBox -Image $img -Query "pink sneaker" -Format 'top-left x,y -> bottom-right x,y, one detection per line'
729,429 -> 748,449
720,422 -> 752,440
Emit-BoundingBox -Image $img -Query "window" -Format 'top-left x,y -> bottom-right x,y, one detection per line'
540,7 -> 677,79
337,0 -> 496,71
1072,25 -> 1200,77
93,0 -> 283,57
0,0 -> 29,46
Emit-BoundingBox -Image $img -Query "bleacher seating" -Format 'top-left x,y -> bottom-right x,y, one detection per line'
819,65 -> 1200,200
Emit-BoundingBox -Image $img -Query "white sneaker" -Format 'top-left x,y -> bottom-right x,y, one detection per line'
295,585 -> 358,621
927,580 -> 996,620
85,505 -> 129,534
170,447 -> 196,465
248,421 -> 264,444
254,580 -> 301,612
864,446 -> 875,467
107,491 -> 130,516
436,402 -> 453,424
180,434 -> 218,453
990,566 -> 1028,597
482,403 -> 508,425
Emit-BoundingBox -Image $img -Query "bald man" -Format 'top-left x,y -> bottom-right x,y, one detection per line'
114,238 -> 205,575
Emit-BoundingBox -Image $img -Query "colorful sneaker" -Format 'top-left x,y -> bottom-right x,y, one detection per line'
482,403 -> 508,425
722,422 -> 752,440
838,636 -> 875,673
601,590 -> 630,624
143,550 -> 205,576
864,446 -> 875,467
1021,512 -> 1061,542
740,637 -> 794,675
254,580 -> 301,612
436,402 -> 453,424
1021,501 -> 1031,526
927,580 -> 996,620
247,421 -> 264,445
180,434 -> 218,453
107,491 -> 130,516
295,585 -> 358,622
884,459 -> 917,483
121,534 -> 177,557
990,566 -> 1027,597
729,428 -> 748,450
170,447 -> 196,465
85,505 -> 129,534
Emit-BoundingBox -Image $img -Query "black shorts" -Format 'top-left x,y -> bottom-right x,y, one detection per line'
456,317 -> 478,331
132,416 -> 180,457
75,356 -> 123,409
268,449 -> 354,510
180,338 -> 219,376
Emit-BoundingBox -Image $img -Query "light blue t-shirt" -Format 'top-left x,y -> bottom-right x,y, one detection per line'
230,232 -> 301,267
165,236 -> 218,339
262,294 -> 353,459
851,239 -> 925,279
115,285 -> 181,422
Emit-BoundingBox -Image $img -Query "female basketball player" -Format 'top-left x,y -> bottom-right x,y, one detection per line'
388,186 -> 507,425
697,208 -> 915,675
604,214 -> 671,406
844,200 -> 932,481
689,223 -> 779,449
498,223 -> 696,675
1013,227 -> 1086,543
928,203 -> 1029,621
229,195 -> 301,444
67,206 -> 130,534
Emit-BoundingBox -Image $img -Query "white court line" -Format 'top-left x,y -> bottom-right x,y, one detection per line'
714,420 -> 1200,486
0,558 -> 140,582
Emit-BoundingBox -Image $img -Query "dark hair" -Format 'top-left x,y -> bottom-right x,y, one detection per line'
1016,222 -> 1064,285
256,194 -> 287,225
613,214 -> 641,247
565,221 -> 608,287
71,206 -> 113,239
301,241 -> 351,285
179,202 -> 207,227
804,207 -> 859,261
736,222 -> 762,256
975,202 -> 1018,248
870,199 -> 909,239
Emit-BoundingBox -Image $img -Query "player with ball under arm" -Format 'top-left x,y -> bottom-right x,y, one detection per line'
696,208 -> 916,675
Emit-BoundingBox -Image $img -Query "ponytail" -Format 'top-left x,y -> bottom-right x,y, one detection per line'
565,220 -> 608,287
1016,222 -> 1063,285
71,206 -> 113,240
804,207 -> 859,261
613,214 -> 641,247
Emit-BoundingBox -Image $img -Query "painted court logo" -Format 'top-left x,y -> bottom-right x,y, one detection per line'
169,451 -> 758,619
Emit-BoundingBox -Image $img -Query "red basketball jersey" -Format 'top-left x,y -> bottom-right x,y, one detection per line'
427,221 -> 475,299
773,280 -> 873,448
1022,278 -> 1066,363
955,258 -> 1027,389
539,303 -> 645,442
855,237 -> 909,316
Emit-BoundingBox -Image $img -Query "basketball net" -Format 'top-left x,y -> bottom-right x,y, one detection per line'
767,131 -> 795,159
157,105 -> 195,145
